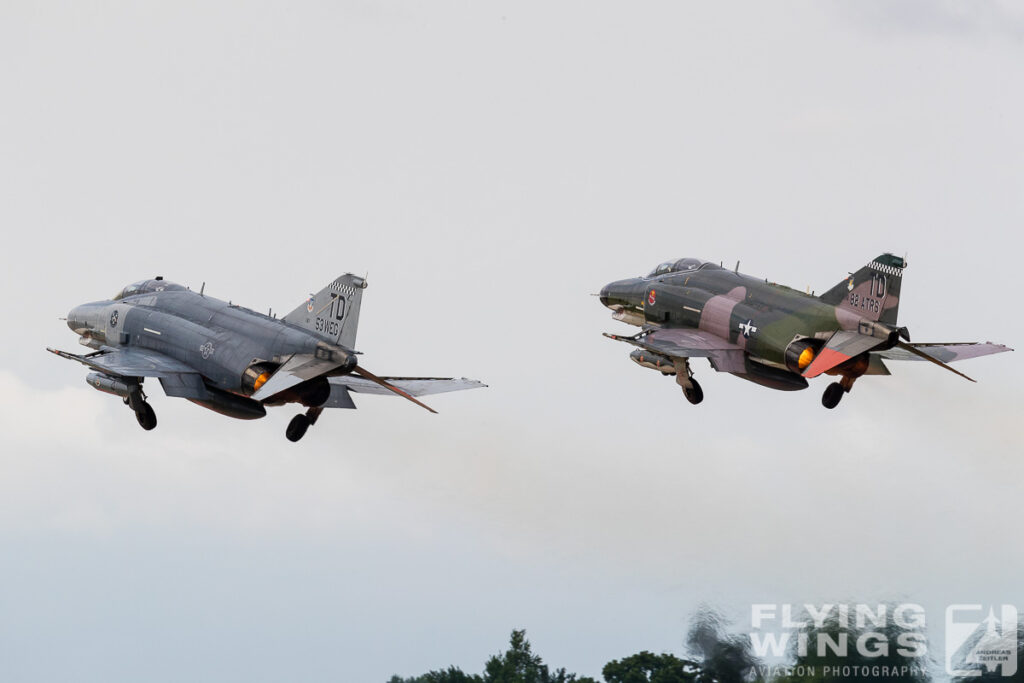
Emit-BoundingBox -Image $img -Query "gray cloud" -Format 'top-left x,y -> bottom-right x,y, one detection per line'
1,2 -> 1021,681
834,0 -> 1024,42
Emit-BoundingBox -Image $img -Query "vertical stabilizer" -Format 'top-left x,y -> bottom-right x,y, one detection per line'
819,253 -> 905,325
283,274 -> 366,349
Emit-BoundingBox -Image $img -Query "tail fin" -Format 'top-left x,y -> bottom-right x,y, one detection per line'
819,253 -> 906,325
283,274 -> 367,350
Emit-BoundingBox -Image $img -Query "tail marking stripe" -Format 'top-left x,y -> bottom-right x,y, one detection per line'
868,261 -> 903,276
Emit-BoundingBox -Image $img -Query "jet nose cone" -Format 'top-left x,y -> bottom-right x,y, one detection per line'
67,305 -> 87,333
599,278 -> 644,309
67,302 -> 106,336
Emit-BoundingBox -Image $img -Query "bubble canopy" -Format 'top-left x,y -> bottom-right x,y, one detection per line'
645,258 -> 714,278
112,278 -> 185,301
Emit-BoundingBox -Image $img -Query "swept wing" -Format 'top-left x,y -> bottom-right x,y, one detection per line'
603,328 -> 745,372
47,346 -> 197,378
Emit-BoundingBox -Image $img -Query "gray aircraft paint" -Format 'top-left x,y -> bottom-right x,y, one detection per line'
52,275 -> 484,440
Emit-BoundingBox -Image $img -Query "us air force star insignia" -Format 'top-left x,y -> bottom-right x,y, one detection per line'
738,319 -> 758,338
109,310 -> 119,328
199,342 -> 215,359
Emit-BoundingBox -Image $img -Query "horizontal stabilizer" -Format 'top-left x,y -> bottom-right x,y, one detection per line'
802,331 -> 885,378
348,366 -> 439,413
251,353 -> 348,401
887,341 -> 976,382
331,375 -> 487,397
875,342 -> 1012,364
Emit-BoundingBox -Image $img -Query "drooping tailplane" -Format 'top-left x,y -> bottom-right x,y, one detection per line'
818,253 -> 906,325
283,274 -> 366,350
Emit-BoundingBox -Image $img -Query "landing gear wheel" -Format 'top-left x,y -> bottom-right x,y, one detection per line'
286,414 -> 311,442
822,382 -> 844,409
683,379 -> 704,405
135,402 -> 157,430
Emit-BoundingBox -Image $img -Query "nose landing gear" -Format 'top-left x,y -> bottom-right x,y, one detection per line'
286,406 -> 324,442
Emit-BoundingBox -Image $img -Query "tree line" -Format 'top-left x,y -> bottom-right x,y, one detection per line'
388,607 -> 1024,683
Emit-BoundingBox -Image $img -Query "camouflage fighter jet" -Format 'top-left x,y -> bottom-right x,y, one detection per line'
599,254 -> 1011,408
49,275 -> 485,441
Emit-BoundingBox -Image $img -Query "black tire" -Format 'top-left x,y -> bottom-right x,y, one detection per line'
286,414 -> 311,442
822,382 -> 844,409
135,402 -> 157,430
683,379 -> 704,405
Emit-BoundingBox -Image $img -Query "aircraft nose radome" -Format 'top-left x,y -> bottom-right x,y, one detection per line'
67,302 -> 104,335
67,305 -> 86,332
600,278 -> 644,309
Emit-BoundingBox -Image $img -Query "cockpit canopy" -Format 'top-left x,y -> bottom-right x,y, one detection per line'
646,258 -> 712,278
112,277 -> 185,301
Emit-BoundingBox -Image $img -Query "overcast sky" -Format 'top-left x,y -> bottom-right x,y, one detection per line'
1,2 -> 1022,681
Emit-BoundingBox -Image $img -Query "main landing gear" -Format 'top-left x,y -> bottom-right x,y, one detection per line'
286,406 -> 324,442
683,379 -> 704,405
125,385 -> 157,430
674,358 -> 704,405
135,402 -> 157,430
821,375 -> 857,410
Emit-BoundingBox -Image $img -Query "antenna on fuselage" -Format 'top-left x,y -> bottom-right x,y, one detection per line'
200,282 -> 205,296
734,261 -> 740,273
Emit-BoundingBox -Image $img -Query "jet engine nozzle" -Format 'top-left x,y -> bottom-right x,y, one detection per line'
784,339 -> 821,373
242,363 -> 277,395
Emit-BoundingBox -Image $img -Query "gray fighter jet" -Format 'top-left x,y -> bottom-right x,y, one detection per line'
49,275 -> 485,441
